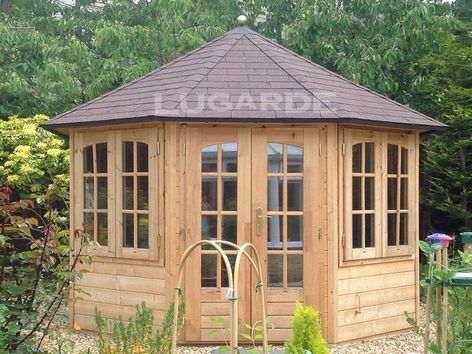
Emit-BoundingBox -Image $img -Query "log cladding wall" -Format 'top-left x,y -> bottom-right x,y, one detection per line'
73,261 -> 167,331
336,260 -> 416,342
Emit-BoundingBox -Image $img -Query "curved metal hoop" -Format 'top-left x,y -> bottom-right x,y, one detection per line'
170,240 -> 269,354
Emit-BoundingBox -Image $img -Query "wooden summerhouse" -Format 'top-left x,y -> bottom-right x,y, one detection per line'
43,25 -> 445,344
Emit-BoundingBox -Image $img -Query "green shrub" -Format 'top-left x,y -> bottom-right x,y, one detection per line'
284,302 -> 329,354
95,301 -> 185,354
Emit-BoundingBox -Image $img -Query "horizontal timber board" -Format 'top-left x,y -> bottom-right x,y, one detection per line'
338,260 -> 414,280
202,302 -> 230,316
267,302 -> 297,316
338,299 -> 415,326
75,300 -> 165,322
338,271 -> 415,295
77,272 -> 166,294
77,261 -> 166,279
338,285 -> 415,311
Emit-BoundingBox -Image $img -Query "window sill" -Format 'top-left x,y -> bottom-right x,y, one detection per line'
339,253 -> 415,268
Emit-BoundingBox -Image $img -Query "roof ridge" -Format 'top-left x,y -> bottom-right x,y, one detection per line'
244,34 -> 337,116
253,33 -> 443,126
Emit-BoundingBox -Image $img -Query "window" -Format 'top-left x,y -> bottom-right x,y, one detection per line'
343,130 -> 415,261
75,128 -> 162,262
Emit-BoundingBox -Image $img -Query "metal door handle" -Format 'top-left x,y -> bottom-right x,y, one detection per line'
256,207 -> 271,236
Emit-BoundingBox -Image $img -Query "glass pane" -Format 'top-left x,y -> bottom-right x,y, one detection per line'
221,254 -> 236,288
268,216 -> 283,250
365,177 -> 375,210
137,214 -> 149,249
287,177 -> 303,211
400,213 -> 408,245
84,212 -> 94,240
97,177 -> 107,209
268,254 -> 283,287
287,255 -> 303,287
96,143 -> 108,173
222,215 -> 237,246
83,145 -> 93,173
365,214 -> 375,247
267,143 -> 283,173
123,176 -> 134,210
222,143 -> 237,172
202,145 -> 217,172
137,142 -> 148,172
202,176 -> 217,211
222,176 -> 237,211
352,177 -> 361,210
201,215 -> 217,241
123,142 -> 134,172
288,216 -> 303,249
352,143 -> 362,173
137,176 -> 149,210
388,144 -> 398,174
267,176 -> 283,211
97,212 -> 108,246
84,177 -> 94,209
201,254 -> 217,287
287,145 -> 303,173
388,178 -> 397,210
352,214 -> 361,248
388,214 -> 397,246
364,142 -> 374,173
400,178 -> 408,210
123,213 -> 134,247
401,147 -> 408,174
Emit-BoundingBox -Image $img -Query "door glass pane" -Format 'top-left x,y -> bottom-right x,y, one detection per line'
400,178 -> 408,210
201,215 -> 217,241
123,142 -> 134,172
365,177 -> 374,210
400,213 -> 408,245
287,216 -> 303,248
287,255 -> 303,287
268,255 -> 283,287
222,176 -> 237,211
202,145 -> 217,172
222,215 -> 237,245
401,147 -> 408,174
388,214 -> 396,246
84,177 -> 94,209
97,177 -> 107,209
83,145 -> 94,173
137,176 -> 149,210
202,176 -> 217,211
352,143 -> 362,173
137,214 -> 149,249
201,254 -> 217,287
123,176 -> 134,210
352,177 -> 361,210
388,178 -> 397,210
222,143 -> 237,172
268,216 -> 283,250
123,213 -> 134,247
287,145 -> 303,173
267,176 -> 283,211
267,143 -> 283,173
365,213 -> 374,247
287,177 -> 303,211
221,254 -> 236,288
84,212 -> 94,239
97,212 -> 108,246
364,142 -> 374,173
352,214 -> 361,248
388,144 -> 398,174
137,142 -> 148,172
96,143 -> 108,173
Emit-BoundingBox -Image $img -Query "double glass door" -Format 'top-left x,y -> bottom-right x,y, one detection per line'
184,127 -> 321,342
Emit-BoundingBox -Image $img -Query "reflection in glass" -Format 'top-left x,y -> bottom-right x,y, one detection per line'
97,177 -> 107,209
352,143 -> 362,173
84,212 -> 94,239
267,143 -> 283,173
388,144 -> 398,174
287,145 -> 303,173
401,148 -> 408,174
123,213 -> 134,247
267,176 -> 283,211
388,178 -> 397,210
221,254 -> 236,287
268,255 -> 283,287
137,142 -> 148,172
268,216 -> 283,250
96,143 -> 108,173
201,254 -> 217,287
400,213 -> 408,245
137,176 -> 149,210
123,142 -> 134,172
364,143 -> 374,173
352,177 -> 361,210
287,255 -> 303,287
353,214 -> 361,248
97,212 -> 108,246
365,177 -> 375,210
222,143 -> 237,172
202,145 -> 217,172
202,176 -> 217,211
400,178 -> 408,210
365,214 -> 374,247
123,176 -> 134,210
84,177 -> 94,209
222,215 -> 237,245
388,214 -> 396,246
137,214 -> 149,249
201,215 -> 217,241
287,177 -> 303,211
288,216 -> 303,247
222,177 -> 237,211
83,145 -> 93,173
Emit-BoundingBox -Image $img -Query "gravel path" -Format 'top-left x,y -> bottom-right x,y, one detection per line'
38,306 -> 433,353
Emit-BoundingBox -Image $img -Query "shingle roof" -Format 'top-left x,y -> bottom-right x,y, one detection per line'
43,26 -> 445,132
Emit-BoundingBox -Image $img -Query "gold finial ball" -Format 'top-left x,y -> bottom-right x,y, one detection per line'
237,15 -> 247,26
